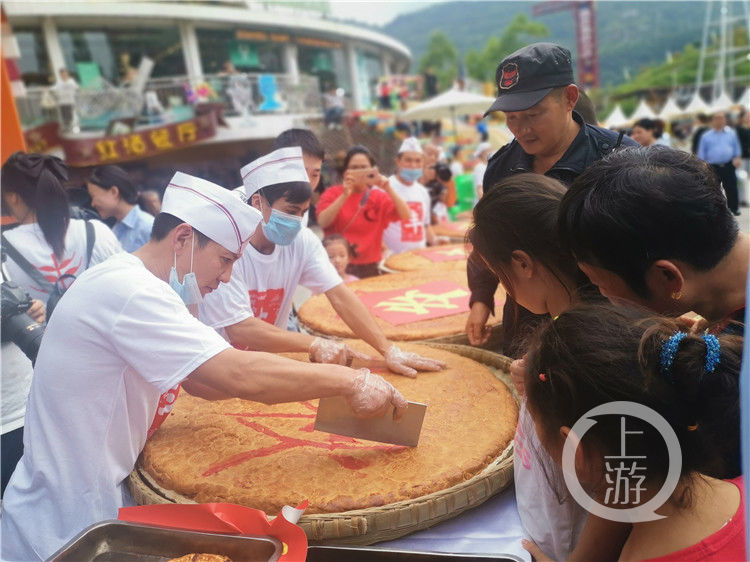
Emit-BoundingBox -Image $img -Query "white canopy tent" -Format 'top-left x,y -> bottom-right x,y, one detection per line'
683,92 -> 711,115
602,104 -> 629,128
708,90 -> 735,113
739,88 -> 750,108
630,99 -> 657,121
658,96 -> 686,120
400,89 -> 497,136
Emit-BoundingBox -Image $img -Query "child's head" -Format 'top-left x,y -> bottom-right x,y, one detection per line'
323,234 -> 355,277
468,173 -> 586,315
525,303 -> 741,500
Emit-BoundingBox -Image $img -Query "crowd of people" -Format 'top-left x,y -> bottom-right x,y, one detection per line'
1,39 -> 748,561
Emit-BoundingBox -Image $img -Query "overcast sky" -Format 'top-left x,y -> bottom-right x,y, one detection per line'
328,0 -> 445,26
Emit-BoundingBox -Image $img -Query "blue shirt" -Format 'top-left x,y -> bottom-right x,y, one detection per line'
698,126 -> 741,164
112,205 -> 154,252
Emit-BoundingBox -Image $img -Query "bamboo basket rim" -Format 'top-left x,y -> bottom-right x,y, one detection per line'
130,343 -> 517,545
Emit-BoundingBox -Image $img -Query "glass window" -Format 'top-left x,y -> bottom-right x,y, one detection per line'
15,28 -> 51,86
58,26 -> 186,85
197,28 -> 284,74
356,49 -> 383,109
297,45 -> 350,93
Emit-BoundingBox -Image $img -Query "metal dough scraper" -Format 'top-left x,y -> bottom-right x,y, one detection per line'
314,397 -> 427,447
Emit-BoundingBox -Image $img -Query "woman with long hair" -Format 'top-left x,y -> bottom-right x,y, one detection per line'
1,152 -> 122,306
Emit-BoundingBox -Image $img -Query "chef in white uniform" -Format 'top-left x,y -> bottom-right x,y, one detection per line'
1,172 -> 406,561
199,147 -> 445,377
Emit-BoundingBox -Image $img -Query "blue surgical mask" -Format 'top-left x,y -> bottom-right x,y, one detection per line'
261,201 -> 304,246
400,168 -> 423,183
169,233 -> 203,305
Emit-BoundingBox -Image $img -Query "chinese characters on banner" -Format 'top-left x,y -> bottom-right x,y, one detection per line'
357,280 -> 472,326
60,108 -> 220,167
416,246 -> 468,263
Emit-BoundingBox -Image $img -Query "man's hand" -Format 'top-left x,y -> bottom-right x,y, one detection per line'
309,337 -> 371,366
510,356 -> 527,397
347,368 -> 408,419
27,299 -> 46,325
733,156 -> 743,168
384,344 -> 446,378
466,301 -> 491,346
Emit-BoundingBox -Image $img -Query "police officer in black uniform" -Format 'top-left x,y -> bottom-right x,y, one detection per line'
466,43 -> 638,357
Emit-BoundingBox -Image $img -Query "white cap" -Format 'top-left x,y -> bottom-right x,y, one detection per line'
474,142 -> 492,158
240,146 -> 310,199
161,172 -> 256,255
398,137 -> 423,155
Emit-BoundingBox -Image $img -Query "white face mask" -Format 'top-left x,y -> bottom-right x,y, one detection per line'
168,232 -> 202,305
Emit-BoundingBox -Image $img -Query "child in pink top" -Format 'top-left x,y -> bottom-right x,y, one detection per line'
522,304 -> 745,562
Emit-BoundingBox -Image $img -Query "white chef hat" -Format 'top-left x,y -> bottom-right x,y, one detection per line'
240,146 -> 310,199
398,136 -> 423,155
161,172 -> 256,255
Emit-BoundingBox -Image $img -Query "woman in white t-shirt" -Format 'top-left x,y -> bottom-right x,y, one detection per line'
1,152 -> 122,306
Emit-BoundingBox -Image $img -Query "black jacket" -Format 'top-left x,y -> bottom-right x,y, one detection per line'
468,111 -> 638,312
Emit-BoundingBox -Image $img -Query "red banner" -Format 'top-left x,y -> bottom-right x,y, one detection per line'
61,109 -> 219,167
23,121 -> 61,154
357,280 -> 472,326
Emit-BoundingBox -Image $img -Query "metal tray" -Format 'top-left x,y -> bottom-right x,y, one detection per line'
48,520 -> 282,562
306,547 -> 524,561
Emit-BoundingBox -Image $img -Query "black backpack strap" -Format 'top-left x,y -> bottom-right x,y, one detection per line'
84,220 -> 96,267
1,233 -> 55,291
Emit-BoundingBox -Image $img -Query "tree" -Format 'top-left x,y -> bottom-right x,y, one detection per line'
419,31 -> 459,92
465,13 -> 549,83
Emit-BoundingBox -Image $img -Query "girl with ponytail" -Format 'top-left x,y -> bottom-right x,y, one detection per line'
1,152 -> 122,306
523,303 -> 745,561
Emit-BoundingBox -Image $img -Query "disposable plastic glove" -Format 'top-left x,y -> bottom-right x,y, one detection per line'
346,368 -> 408,419
309,337 -> 371,366
384,344 -> 447,378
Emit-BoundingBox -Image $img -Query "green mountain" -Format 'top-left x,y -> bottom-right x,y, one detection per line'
384,1 -> 708,87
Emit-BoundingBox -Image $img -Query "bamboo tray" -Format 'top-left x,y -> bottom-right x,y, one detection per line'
383,244 -> 468,272
129,344 -> 517,546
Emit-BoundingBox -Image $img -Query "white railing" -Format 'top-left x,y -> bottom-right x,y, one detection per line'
16,73 -> 323,132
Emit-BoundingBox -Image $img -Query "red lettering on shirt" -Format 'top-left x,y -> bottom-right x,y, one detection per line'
147,384 -> 181,439
248,288 -> 285,325
401,201 -> 424,242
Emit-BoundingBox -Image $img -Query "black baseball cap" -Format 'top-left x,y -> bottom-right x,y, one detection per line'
484,43 -> 575,115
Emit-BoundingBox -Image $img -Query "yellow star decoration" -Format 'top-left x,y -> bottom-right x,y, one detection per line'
435,248 -> 466,257
374,288 -> 469,315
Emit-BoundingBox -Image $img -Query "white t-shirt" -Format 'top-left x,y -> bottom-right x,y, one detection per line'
382,175 -> 431,254
474,162 -> 488,200
199,225 -> 342,334
514,401 -> 587,561
53,76 -> 78,105
1,253 -> 230,561
449,161 -> 465,177
432,201 -> 448,223
3,219 -> 122,305
1,342 -> 34,435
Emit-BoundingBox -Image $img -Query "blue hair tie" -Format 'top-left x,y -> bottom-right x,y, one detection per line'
701,333 -> 721,374
660,331 -> 687,378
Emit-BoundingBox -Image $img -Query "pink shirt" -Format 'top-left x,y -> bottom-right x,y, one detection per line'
643,476 -> 746,562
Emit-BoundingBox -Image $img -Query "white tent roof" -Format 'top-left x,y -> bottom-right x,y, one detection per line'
658,96 -> 685,120
603,104 -> 629,128
739,88 -> 750,108
683,92 -> 711,115
630,99 -> 657,120
709,91 -> 735,113
400,89 -> 497,121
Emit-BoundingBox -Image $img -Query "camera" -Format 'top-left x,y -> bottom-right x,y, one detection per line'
1,282 -> 44,364
433,162 -> 452,182
1,282 -> 44,365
